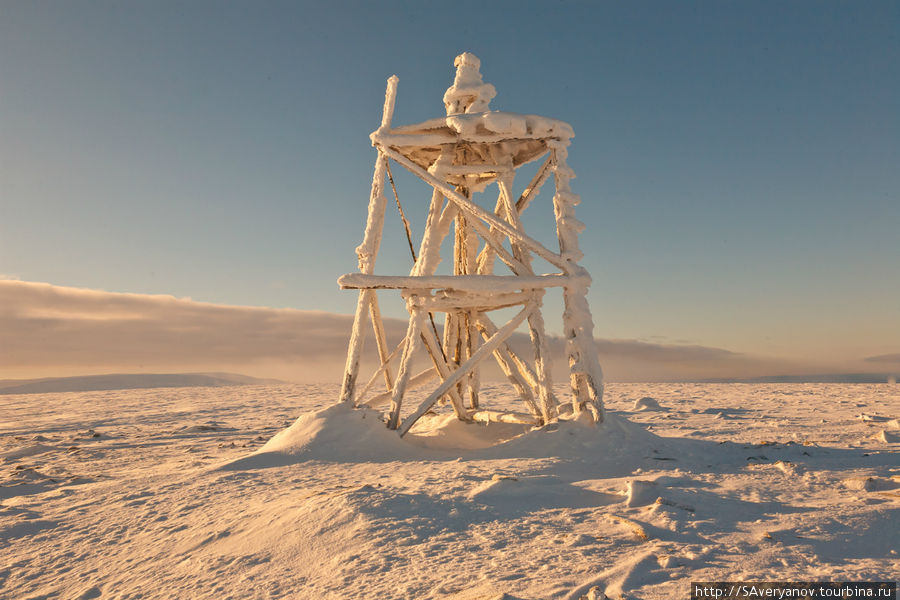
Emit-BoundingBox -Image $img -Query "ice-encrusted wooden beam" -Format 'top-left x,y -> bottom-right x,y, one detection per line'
339,75 -> 400,405
338,273 -> 585,292
377,145 -> 571,273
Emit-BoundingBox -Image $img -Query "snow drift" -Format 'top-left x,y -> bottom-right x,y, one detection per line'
221,400 -> 665,471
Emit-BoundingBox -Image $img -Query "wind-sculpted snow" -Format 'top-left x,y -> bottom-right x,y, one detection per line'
221,401 -> 662,468
1,383 -> 897,599
220,403 -> 417,467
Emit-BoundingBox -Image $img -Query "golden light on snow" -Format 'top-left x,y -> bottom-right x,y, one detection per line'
2,381 -> 897,597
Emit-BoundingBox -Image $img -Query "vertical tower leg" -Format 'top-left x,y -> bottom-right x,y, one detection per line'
561,284 -> 605,422
368,293 -> 394,391
340,151 -> 389,404
386,147 -> 458,419
466,309 -> 481,410
452,210 -> 468,401
339,76 -> 398,405
550,141 -> 605,422
451,189 -> 481,412
388,308 -> 426,429
461,189 -> 481,410
442,311 -> 459,369
497,173 -> 558,422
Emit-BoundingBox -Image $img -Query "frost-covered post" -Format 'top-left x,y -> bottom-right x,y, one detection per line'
551,140 -> 605,422
339,75 -> 399,405
338,53 -> 606,434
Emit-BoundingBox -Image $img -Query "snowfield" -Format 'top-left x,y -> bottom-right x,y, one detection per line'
1,383 -> 897,599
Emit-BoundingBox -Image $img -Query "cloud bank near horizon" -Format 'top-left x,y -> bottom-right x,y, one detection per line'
864,353 -> 900,365
1,280 -> 843,383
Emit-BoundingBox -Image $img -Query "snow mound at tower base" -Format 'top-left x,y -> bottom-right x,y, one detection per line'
220,401 -> 664,470
219,403 -> 416,468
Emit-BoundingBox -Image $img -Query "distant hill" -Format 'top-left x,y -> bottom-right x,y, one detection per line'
0,373 -> 284,395
699,373 -> 898,384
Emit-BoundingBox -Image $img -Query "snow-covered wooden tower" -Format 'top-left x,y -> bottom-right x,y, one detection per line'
339,53 -> 604,436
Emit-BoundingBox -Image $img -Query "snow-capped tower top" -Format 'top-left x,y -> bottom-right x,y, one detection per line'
368,53 -> 574,191
443,52 -> 496,115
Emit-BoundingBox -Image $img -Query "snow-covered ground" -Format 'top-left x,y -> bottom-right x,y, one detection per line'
1,383 -> 897,599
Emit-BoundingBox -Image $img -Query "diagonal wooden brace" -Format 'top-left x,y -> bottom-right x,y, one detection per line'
397,301 -> 536,436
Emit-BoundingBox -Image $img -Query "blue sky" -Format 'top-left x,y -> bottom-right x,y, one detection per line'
2,1 -> 898,372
